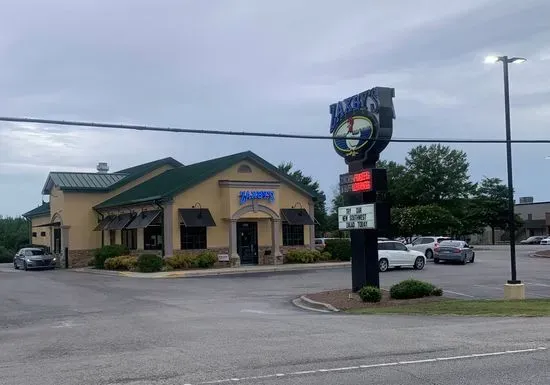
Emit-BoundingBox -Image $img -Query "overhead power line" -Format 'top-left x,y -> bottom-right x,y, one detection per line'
1,116 -> 549,144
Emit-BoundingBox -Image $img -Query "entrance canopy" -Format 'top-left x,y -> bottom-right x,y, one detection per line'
280,208 -> 314,225
33,221 -> 61,228
93,215 -> 116,231
104,213 -> 134,230
179,208 -> 216,227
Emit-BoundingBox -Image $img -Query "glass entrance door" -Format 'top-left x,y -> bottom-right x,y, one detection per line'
237,222 -> 258,265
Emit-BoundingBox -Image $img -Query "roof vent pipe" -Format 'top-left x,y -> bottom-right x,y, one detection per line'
97,162 -> 109,173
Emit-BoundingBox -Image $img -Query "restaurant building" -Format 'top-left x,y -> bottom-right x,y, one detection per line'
22,151 -> 317,268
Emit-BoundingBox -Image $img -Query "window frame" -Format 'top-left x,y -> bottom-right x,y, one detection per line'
121,228 -> 137,250
282,223 -> 304,246
144,225 -> 163,250
180,226 -> 207,250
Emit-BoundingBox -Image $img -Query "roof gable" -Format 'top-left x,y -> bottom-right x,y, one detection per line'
41,157 -> 183,195
22,202 -> 50,218
95,151 -> 316,210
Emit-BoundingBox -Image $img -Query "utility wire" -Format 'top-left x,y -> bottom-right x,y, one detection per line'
1,116 -> 549,144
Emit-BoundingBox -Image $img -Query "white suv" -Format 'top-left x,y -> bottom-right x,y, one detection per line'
406,236 -> 451,260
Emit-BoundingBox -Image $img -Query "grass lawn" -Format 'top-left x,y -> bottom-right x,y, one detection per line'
348,299 -> 550,317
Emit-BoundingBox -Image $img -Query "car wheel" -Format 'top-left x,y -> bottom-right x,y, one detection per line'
379,258 -> 389,272
434,258 -> 440,264
460,255 -> 467,265
14,262 -> 19,270
425,249 -> 433,259
23,261 -> 28,271
413,256 -> 425,270
471,253 -> 475,263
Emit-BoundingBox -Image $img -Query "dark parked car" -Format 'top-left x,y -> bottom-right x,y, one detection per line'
14,247 -> 57,270
434,240 -> 475,265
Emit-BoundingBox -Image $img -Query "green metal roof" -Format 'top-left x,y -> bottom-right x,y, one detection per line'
41,157 -> 183,195
22,202 -> 50,218
95,151 -> 317,210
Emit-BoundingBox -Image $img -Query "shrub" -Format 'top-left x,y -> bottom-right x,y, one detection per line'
104,255 -> 138,271
137,253 -> 164,273
431,287 -> 443,296
165,251 -> 217,270
285,249 -> 322,264
93,244 -> 129,269
359,286 -> 382,303
320,251 -> 332,261
323,239 -> 351,261
389,279 -> 442,300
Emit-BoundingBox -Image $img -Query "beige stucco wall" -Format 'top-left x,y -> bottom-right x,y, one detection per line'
51,164 -> 175,250
30,215 -> 52,247
515,202 -> 550,221
171,161 -> 314,249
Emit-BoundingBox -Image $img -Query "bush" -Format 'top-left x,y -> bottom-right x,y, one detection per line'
320,251 -> 332,261
165,251 -> 217,270
137,253 -> 164,273
93,244 -> 129,269
285,249 -> 322,264
104,255 -> 138,271
359,286 -> 382,303
323,239 -> 351,261
389,279 -> 442,300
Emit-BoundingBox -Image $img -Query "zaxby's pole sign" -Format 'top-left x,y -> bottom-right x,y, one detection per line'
330,87 -> 395,292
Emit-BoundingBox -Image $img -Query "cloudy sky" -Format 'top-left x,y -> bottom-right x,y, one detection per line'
1,0 -> 549,217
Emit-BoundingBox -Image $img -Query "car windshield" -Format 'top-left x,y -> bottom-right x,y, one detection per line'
28,249 -> 45,256
440,241 -> 463,247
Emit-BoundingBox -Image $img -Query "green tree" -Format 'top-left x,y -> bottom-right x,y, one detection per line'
391,205 -> 460,237
0,216 -> 29,262
375,159 -> 410,208
472,177 -> 509,244
404,144 -> 475,208
278,162 -> 327,234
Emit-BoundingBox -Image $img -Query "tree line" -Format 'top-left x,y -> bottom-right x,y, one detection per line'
0,216 -> 29,262
280,144 -> 522,243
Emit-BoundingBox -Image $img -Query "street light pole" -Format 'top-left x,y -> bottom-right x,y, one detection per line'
485,54 -> 526,289
501,56 -> 519,284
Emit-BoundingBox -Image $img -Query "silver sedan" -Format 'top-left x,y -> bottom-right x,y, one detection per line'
14,247 -> 57,270
433,240 -> 475,265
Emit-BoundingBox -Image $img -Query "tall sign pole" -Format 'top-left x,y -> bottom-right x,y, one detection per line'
329,87 -> 395,292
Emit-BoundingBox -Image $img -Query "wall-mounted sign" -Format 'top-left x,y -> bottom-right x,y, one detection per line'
339,170 -> 372,194
338,204 -> 376,230
329,87 -> 395,165
239,190 -> 275,205
218,253 -> 229,262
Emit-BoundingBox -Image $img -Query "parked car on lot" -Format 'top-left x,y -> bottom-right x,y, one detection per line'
406,236 -> 451,260
314,237 -> 345,250
540,236 -> 550,245
434,240 -> 475,264
13,247 -> 57,270
519,236 -> 545,245
378,240 -> 426,272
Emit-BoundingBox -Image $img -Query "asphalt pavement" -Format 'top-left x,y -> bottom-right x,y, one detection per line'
1,246 -> 549,384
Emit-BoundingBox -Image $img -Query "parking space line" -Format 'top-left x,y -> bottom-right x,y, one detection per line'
444,290 -> 476,298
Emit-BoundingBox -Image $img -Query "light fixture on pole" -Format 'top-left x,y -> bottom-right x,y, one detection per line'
484,54 -> 527,298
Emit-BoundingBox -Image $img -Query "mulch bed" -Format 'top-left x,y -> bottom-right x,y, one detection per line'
306,289 -> 444,311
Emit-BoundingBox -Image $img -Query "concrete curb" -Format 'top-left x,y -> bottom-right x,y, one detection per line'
531,253 -> 550,259
71,262 -> 351,279
300,295 -> 340,312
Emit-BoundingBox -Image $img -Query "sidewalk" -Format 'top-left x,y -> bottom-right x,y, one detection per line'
72,261 -> 351,279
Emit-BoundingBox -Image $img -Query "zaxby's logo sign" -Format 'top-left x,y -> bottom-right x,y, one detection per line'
329,87 -> 396,165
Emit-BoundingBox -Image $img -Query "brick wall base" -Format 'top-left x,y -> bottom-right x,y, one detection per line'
68,249 -> 95,268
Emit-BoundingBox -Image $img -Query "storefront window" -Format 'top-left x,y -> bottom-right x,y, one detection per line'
121,228 -> 137,250
180,226 -> 207,250
282,223 -> 304,246
144,225 -> 163,250
109,230 -> 116,245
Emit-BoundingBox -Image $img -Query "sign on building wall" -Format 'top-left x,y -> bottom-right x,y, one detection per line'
337,204 -> 376,230
239,190 -> 275,205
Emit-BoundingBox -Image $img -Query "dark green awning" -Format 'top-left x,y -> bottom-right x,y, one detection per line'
104,213 -> 135,230
281,208 -> 314,225
179,208 -> 216,227
126,210 -> 161,229
93,215 -> 116,231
